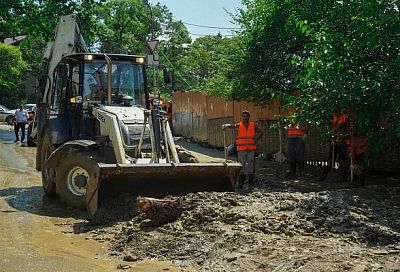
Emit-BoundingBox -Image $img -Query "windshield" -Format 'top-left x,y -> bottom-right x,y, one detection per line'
83,60 -> 146,107
0,105 -> 10,111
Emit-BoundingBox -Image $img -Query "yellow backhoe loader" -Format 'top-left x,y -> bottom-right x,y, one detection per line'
33,15 -> 241,216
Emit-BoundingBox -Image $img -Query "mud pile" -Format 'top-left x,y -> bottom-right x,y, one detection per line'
99,185 -> 400,271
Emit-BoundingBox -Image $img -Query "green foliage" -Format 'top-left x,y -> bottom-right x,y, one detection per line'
235,0 -> 400,151
294,0 -> 400,139
96,0 -> 148,54
179,35 -> 241,98
234,0 -> 306,101
0,0 -> 101,78
0,43 -> 26,107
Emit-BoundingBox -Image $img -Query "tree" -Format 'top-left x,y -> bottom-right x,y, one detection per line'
293,0 -> 400,141
1,0 -> 101,78
0,43 -> 26,107
235,0 -> 400,148
233,0 -> 306,102
179,35 -> 241,98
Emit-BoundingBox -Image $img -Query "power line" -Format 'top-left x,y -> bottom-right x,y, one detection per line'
189,32 -> 236,37
159,50 -> 195,90
182,21 -> 242,30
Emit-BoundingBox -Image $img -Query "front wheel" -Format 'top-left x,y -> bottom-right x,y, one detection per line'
55,153 -> 97,209
6,115 -> 14,125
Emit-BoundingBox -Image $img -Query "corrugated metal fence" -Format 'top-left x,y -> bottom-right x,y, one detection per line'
172,91 -> 400,172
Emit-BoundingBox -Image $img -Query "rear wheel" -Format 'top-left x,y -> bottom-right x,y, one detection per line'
55,153 -> 97,209
41,128 -> 56,196
6,115 -> 14,125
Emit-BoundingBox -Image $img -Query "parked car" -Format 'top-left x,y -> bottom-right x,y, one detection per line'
0,104 -> 16,125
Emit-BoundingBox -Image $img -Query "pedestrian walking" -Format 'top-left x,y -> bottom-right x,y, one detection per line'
14,105 -> 28,145
223,110 -> 264,192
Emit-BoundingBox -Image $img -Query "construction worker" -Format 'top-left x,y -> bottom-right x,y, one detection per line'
320,110 -> 350,182
286,114 -> 309,177
222,110 -> 264,192
347,133 -> 368,188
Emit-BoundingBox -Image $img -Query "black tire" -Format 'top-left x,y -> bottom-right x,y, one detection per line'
35,133 -> 42,171
41,128 -> 56,196
55,152 -> 97,209
27,122 -> 36,147
6,115 -> 14,125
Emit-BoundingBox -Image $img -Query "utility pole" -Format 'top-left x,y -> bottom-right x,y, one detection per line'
144,0 -> 159,96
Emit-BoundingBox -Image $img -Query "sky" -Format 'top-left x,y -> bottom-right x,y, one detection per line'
155,0 -> 244,39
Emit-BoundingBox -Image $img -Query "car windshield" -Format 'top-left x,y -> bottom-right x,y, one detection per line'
24,105 -> 35,111
83,60 -> 146,107
0,105 -> 10,111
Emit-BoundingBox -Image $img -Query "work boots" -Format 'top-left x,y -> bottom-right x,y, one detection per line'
248,174 -> 255,191
235,174 -> 246,192
298,162 -> 305,177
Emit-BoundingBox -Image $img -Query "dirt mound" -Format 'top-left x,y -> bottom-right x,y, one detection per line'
95,185 -> 400,271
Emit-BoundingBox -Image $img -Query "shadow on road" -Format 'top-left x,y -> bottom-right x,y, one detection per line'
0,186 -> 87,219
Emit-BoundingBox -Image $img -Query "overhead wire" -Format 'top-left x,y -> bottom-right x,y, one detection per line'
182,21 -> 242,30
158,50 -> 196,90
189,32 -> 236,37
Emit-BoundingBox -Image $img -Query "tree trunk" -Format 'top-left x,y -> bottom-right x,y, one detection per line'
137,196 -> 182,227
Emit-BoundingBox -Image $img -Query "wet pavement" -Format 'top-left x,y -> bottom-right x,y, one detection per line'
0,124 -> 185,272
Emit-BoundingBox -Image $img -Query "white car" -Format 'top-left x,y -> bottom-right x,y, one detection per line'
0,104 -> 16,125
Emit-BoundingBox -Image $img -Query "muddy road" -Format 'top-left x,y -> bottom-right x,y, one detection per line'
0,124 -> 184,272
1,123 -> 400,272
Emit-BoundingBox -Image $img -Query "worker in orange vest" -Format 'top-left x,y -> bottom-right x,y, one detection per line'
286,115 -> 309,177
223,110 -> 264,192
320,110 -> 350,182
347,134 -> 368,187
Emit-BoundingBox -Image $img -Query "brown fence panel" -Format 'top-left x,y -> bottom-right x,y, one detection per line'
173,91 -> 400,173
370,136 -> 400,172
207,117 -> 235,148
192,92 -> 207,117
180,92 -> 193,114
304,127 -> 330,162
261,124 -> 286,156
233,101 -> 281,122
180,112 -> 192,138
234,101 -> 254,122
207,96 -> 234,119
192,116 -> 208,142
172,92 -> 182,135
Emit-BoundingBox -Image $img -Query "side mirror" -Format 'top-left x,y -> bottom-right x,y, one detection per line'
57,63 -> 68,79
163,68 -> 172,84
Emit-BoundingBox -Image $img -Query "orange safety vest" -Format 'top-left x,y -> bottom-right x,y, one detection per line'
287,123 -> 305,137
333,114 -> 347,125
236,122 -> 256,151
347,136 -> 368,156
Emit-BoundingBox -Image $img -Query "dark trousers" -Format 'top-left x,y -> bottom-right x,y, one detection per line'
321,142 -> 349,181
354,152 -> 366,187
288,137 -> 305,173
14,122 -> 26,141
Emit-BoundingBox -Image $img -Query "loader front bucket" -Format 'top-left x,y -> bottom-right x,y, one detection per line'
86,162 -> 241,217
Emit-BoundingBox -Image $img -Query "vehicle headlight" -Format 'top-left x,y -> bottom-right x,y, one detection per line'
136,57 -> 145,64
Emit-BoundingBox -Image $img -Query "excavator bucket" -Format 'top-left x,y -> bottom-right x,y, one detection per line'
86,162 -> 241,217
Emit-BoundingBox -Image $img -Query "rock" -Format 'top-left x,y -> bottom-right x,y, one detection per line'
226,256 -> 237,262
123,255 -> 138,262
117,264 -> 131,270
